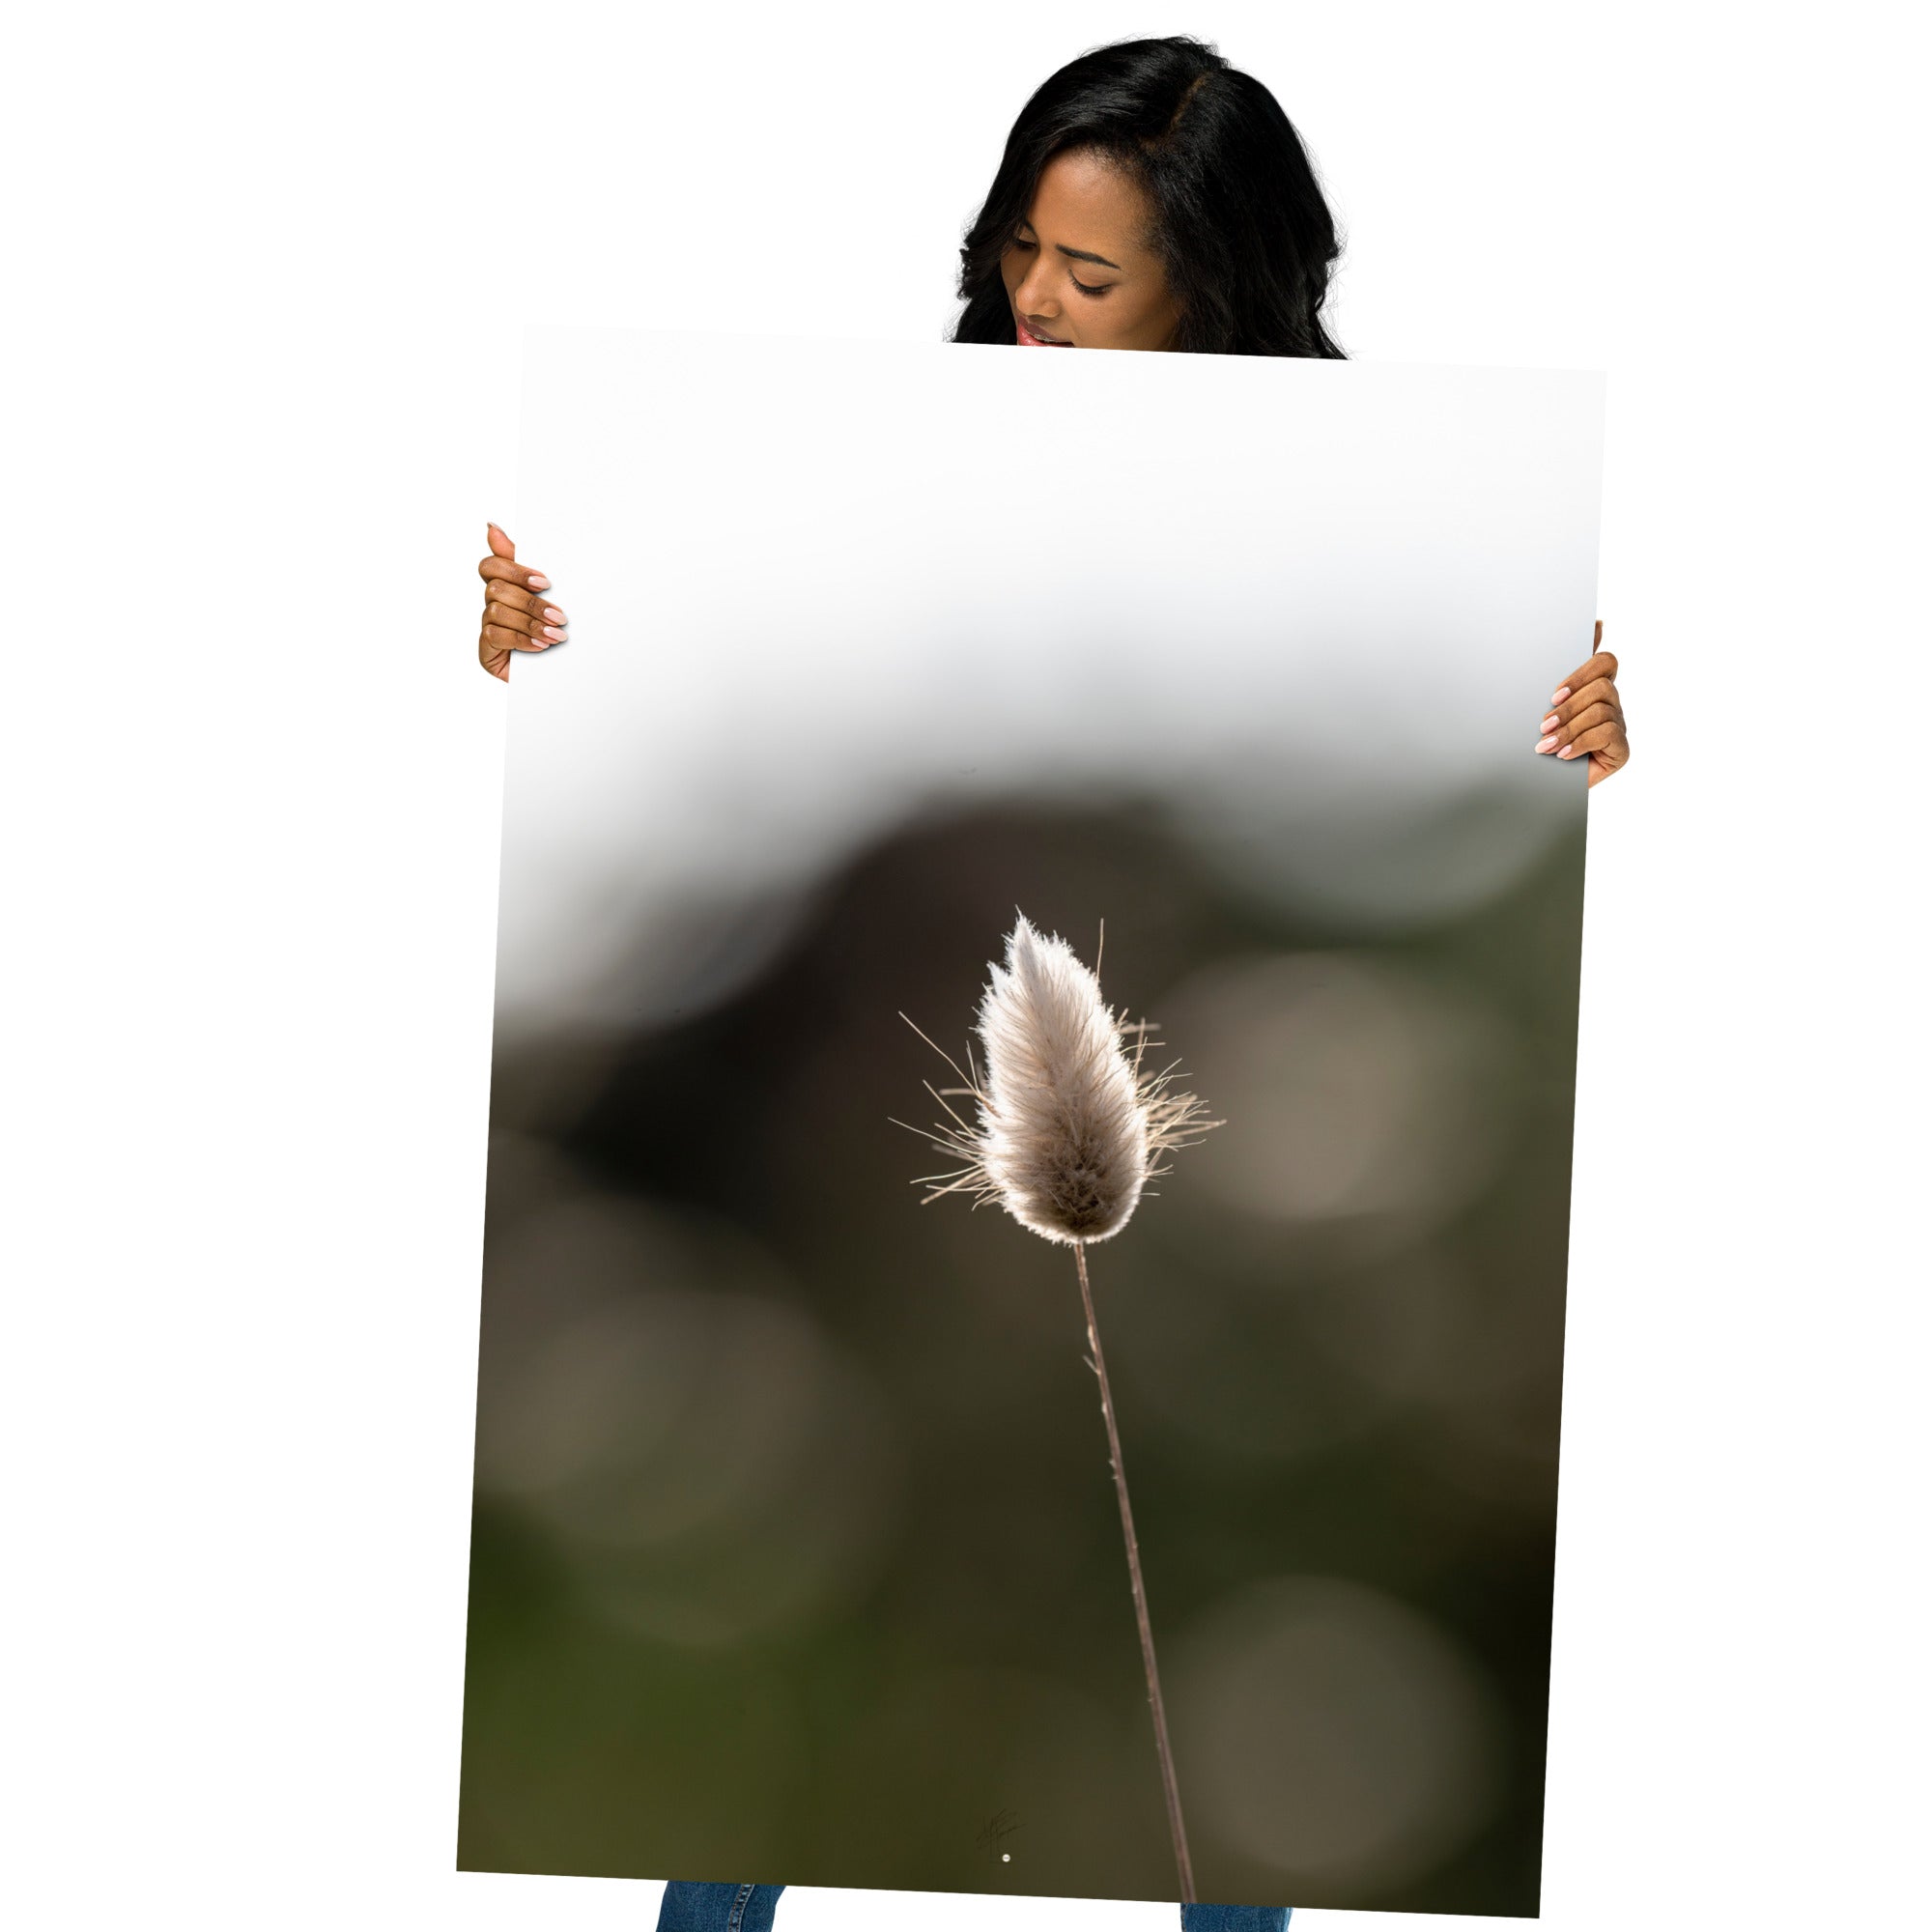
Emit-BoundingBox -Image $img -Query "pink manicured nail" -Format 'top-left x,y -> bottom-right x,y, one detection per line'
543,607 -> 564,622
1556,744 -> 1576,758
542,626 -> 564,640
1535,734 -> 1558,753
528,574 -> 551,590
1550,687 -> 1571,704
1541,713 -> 1559,731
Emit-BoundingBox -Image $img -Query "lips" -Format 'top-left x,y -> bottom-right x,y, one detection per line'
1015,314 -> 1071,347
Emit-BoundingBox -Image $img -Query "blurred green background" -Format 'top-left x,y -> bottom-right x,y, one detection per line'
459,787 -> 1582,1916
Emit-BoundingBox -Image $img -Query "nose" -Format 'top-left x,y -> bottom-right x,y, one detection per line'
1012,256 -> 1061,322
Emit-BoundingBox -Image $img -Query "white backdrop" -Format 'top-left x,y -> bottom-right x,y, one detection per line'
3,5 -> 1924,1931
497,331 -> 1600,1029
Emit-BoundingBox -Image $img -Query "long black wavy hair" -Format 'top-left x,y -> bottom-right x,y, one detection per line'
952,36 -> 1345,358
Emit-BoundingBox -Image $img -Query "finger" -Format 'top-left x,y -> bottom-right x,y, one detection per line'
1555,721 -> 1627,764
487,523 -> 517,560
1586,739 -> 1629,786
480,579 -> 568,625
483,600 -> 544,639
481,620 -> 554,656
479,554 -> 554,593
1541,678 -> 1621,731
480,635 -> 512,681
1550,648 -> 1618,705
1534,699 -> 1617,753
484,597 -> 568,643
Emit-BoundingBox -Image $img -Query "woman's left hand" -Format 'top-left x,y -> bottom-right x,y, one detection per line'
1537,620 -> 1629,787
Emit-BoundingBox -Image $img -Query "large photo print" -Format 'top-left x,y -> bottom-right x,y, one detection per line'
458,329 -> 1604,1916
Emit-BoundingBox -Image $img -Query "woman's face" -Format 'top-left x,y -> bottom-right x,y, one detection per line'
1000,148 -> 1182,351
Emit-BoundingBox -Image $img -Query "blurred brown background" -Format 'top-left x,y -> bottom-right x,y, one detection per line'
459,783 -> 1583,1916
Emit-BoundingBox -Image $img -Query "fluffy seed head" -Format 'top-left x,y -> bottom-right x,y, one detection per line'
900,914 -> 1220,1245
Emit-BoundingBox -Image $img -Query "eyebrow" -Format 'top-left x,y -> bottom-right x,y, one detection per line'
1017,221 -> 1122,272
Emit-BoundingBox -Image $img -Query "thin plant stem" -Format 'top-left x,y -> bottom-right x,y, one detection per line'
1072,1238 -> 1196,1903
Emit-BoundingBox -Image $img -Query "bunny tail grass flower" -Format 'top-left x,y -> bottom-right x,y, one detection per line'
900,913 -> 1220,1242
895,913 -> 1221,1902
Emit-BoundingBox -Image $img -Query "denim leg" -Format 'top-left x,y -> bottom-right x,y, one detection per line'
655,1882 -> 1288,1930
655,1880 -> 787,1931
1179,1905 -> 1291,1931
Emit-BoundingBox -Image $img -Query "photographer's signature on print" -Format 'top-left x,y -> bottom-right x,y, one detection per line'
977,1808 -> 1021,1864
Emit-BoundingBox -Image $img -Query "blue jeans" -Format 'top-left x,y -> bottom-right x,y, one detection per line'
656,1881 -> 1289,1930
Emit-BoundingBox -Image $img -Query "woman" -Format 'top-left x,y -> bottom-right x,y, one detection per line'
473,35 -> 1630,1932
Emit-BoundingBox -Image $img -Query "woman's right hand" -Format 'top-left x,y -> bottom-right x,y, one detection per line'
477,524 -> 567,681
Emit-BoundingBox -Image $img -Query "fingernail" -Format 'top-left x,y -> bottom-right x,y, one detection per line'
542,626 -> 564,640
1551,687 -> 1571,704
1556,744 -> 1576,758
533,639 -> 551,650
543,607 -> 564,622
528,574 -> 551,589
1535,734 -> 1558,753
1541,713 -> 1559,731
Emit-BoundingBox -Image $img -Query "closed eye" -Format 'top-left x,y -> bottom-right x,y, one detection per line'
1009,236 -> 1113,298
